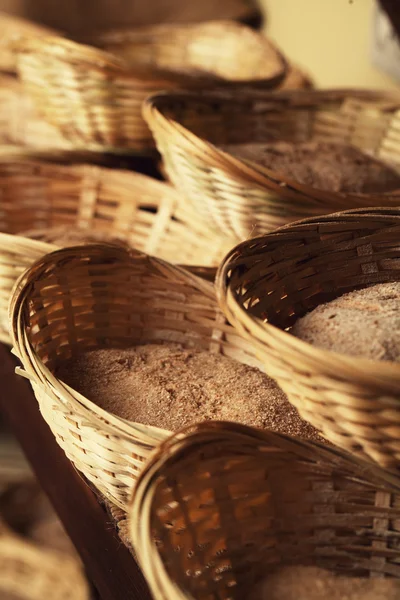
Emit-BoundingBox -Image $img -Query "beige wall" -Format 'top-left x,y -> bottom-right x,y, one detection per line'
264,0 -> 399,89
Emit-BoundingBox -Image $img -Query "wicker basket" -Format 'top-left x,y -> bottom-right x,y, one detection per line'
0,74 -> 67,149
130,421 -> 400,600
216,207 -> 400,471
144,88 -> 400,240
0,156 -> 233,344
10,244 -> 260,509
0,11 -> 57,73
16,24 -> 285,152
91,21 -> 285,88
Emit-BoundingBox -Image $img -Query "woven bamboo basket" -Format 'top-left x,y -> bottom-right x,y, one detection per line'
91,21 -> 285,88
10,244 -> 260,509
144,88 -> 400,240
217,207 -> 400,471
0,11 -> 57,73
130,421 -> 400,600
0,156 -> 233,344
16,24 -> 285,152
0,74 -> 67,149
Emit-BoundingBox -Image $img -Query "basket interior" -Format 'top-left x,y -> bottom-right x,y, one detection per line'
225,211 -> 400,330
21,246 -> 258,374
97,22 -> 284,84
140,426 -> 400,600
156,92 -> 400,166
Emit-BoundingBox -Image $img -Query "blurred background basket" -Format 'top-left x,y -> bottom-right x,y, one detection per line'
0,0 -> 257,36
16,23 -> 285,152
130,421 -> 400,600
0,10 -> 57,73
0,74 -> 68,149
0,156 -> 234,344
89,21 -> 285,88
144,88 -> 400,241
217,208 -> 400,470
10,244 -> 259,508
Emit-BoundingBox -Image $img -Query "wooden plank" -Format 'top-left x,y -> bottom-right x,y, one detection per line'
0,343 -> 151,600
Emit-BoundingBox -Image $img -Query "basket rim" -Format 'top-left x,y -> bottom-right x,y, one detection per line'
9,244 -> 218,445
89,19 -> 287,86
216,207 -> 400,382
129,420 -> 400,599
143,88 -> 400,201
17,24 -> 287,88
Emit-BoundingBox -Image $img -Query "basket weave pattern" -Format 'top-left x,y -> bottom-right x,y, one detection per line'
93,21 -> 285,87
0,74 -> 67,149
144,89 -> 400,240
0,11 -> 57,73
217,208 -> 400,470
0,157 -> 231,344
130,421 -> 400,600
17,23 -> 284,152
17,37 -> 171,151
10,245 -> 260,508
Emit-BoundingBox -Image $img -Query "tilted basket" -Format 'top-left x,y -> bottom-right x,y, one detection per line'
144,88 -> 400,240
217,207 -> 400,470
130,421 -> 400,600
10,244 -> 259,509
0,156 -> 233,344
17,24 -> 285,152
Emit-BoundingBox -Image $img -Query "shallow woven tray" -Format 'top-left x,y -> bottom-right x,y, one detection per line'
16,24 -> 285,152
10,244 -> 260,509
144,88 -> 400,240
130,421 -> 400,600
0,156 -> 232,344
217,207 -> 400,471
